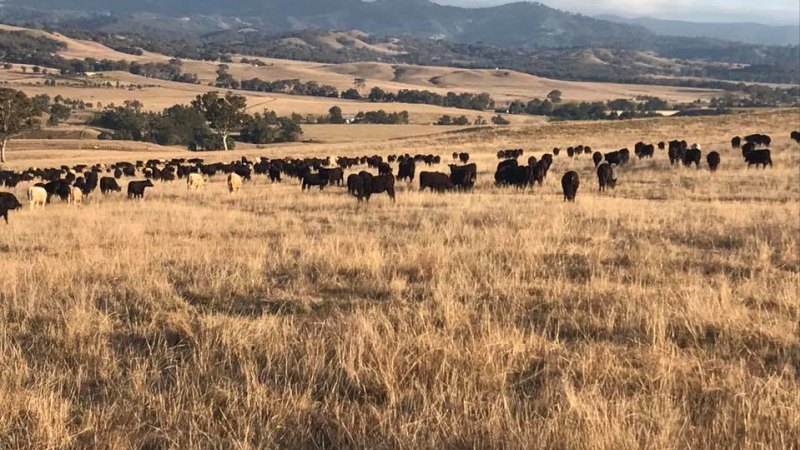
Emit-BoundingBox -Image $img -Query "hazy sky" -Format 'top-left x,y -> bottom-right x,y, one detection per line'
435,0 -> 800,25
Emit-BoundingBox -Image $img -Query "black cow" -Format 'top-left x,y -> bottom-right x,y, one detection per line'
234,165 -> 252,181
597,163 -> 617,192
449,164 -> 477,190
553,147 -> 561,156
496,164 -> 533,188
397,158 -> 416,182
561,171 -> 579,202
741,142 -> 756,158
495,159 -> 519,185
707,151 -> 721,172
127,180 -> 154,199
319,167 -> 344,186
419,172 -> 454,192
100,177 -> 122,194
458,152 -> 470,164
744,149 -> 772,169
744,134 -> 771,147
657,142 -> 665,150
592,152 -> 603,167
791,131 -> 800,144
84,171 -> 98,194
683,148 -> 702,168
268,165 -> 282,182
377,162 -> 393,176
301,173 -> 329,191
539,154 -> 553,178
530,161 -> 545,186
604,149 -> 629,166
668,140 -> 687,165
731,136 -> 742,149
43,180 -> 71,203
347,173 -> 369,201
365,174 -> 396,202
567,147 -> 575,158
347,173 -> 360,195
0,192 -> 22,224
634,142 -> 654,159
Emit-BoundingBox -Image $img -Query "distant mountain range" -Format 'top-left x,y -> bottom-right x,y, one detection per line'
598,15 -> 800,47
0,0 -> 749,49
3,0 -> 798,49
1,0 -> 797,85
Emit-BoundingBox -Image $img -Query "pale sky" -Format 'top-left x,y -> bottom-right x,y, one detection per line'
435,0 -> 800,25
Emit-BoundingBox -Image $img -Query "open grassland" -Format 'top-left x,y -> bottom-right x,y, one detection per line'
0,109 -> 798,449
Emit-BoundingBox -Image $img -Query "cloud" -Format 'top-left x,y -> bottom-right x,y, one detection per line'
434,0 -> 800,24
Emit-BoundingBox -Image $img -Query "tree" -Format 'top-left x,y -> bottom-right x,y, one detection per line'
354,77 -> 367,93
453,115 -> 470,126
240,111 -> 278,144
215,64 -> 239,89
328,106 -> 345,124
368,87 -> 388,102
607,98 -> 636,111
508,100 -> 526,114
31,94 -> 51,114
47,104 -> 72,126
0,89 -> 39,163
436,115 -> 452,125
342,88 -> 362,100
547,90 -> 562,103
191,91 -> 247,151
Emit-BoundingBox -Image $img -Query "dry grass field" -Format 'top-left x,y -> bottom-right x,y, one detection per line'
0,109 -> 798,449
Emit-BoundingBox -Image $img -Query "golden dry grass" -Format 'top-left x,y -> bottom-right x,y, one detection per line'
0,109 -> 798,449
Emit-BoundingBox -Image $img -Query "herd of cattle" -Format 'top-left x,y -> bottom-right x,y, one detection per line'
0,131 -> 796,223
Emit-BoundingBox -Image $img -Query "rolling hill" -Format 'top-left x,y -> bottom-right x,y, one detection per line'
0,23 -> 724,109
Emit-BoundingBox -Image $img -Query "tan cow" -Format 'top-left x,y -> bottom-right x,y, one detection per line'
27,186 -> 47,209
69,186 -> 83,205
187,173 -> 207,191
227,173 -> 242,194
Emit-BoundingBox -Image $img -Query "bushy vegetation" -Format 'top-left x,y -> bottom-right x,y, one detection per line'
240,111 -> 303,144
501,96 -> 669,121
0,30 -> 200,84
0,30 -> 68,69
436,115 -> 471,126
351,110 -> 409,124
91,93 -> 301,150
368,87 -> 495,111
709,85 -> 800,108
238,77 -> 339,98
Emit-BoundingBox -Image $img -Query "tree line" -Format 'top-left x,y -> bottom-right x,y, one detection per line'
93,92 -> 301,151
0,89 -> 302,162
499,95 -> 669,121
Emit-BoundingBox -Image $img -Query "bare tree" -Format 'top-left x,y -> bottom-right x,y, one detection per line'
354,77 -> 367,93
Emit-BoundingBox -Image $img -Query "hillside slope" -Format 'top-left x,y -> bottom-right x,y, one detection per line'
0,24 -> 723,105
